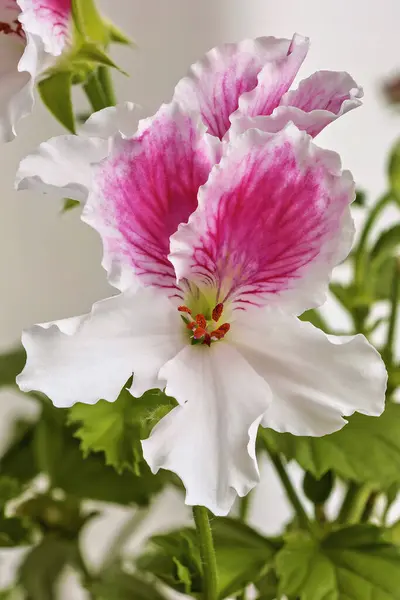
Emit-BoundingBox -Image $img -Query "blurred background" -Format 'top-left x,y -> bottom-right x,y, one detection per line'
0,0 -> 399,596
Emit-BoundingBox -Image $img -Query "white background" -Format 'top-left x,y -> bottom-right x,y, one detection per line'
0,0 -> 399,596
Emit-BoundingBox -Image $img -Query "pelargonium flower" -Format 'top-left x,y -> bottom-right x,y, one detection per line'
16,33 -> 363,198
17,102 -> 386,515
0,0 -> 71,141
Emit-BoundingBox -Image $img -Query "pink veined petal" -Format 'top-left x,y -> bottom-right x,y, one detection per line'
230,307 -> 386,436
142,342 -> 272,515
17,286 -> 185,408
234,33 -> 309,122
83,102 -> 220,293
17,0 -> 71,56
230,70 -> 363,139
173,34 -> 305,140
170,123 -> 355,315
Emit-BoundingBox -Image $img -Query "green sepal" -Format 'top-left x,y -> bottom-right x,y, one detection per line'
62,198 -> 80,213
71,0 -> 108,44
106,20 -> 134,46
38,72 -> 75,133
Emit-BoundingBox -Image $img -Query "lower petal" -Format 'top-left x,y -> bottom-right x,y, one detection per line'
17,287 -> 185,408
232,308 -> 387,437
142,343 -> 271,515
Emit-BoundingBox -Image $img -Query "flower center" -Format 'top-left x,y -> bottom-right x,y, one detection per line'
178,303 -> 231,347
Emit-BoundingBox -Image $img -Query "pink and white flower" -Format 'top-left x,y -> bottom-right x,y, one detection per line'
17,101 -> 386,515
0,0 -> 71,142
173,33 -> 363,140
16,33 -> 363,197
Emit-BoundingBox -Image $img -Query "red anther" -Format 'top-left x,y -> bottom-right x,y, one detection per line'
178,305 -> 192,315
210,322 -> 231,340
186,322 -> 196,330
193,326 -> 207,339
203,333 -> 211,347
212,303 -> 224,322
195,314 -> 207,329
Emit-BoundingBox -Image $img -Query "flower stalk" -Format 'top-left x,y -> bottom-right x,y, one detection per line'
193,506 -> 219,600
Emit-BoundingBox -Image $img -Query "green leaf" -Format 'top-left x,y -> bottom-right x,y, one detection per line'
71,0 -> 108,43
299,309 -> 329,332
68,388 -> 176,475
138,520 -> 280,599
0,420 -> 38,484
0,476 -> 22,508
255,569 -> 279,600
0,346 -> 26,388
277,525 -> 400,599
18,536 -> 74,600
90,566 -> 168,600
39,72 -> 75,133
0,516 -> 32,547
62,198 -> 80,212
371,224 -> 400,261
388,139 -> 400,204
35,403 -> 166,506
264,403 -> 400,487
74,42 -> 124,72
106,20 -> 134,45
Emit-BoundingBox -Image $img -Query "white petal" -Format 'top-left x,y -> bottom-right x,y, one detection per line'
0,31 -> 37,142
142,343 -> 272,515
16,103 -> 140,202
17,287 -> 185,408
231,308 -> 387,436
79,102 -> 142,139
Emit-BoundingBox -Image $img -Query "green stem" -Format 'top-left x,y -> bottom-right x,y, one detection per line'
193,506 -> 218,600
83,72 -> 108,112
355,193 -> 392,288
339,483 -> 375,524
98,66 -> 117,106
382,258 -> 400,372
238,492 -> 252,522
262,435 -> 312,532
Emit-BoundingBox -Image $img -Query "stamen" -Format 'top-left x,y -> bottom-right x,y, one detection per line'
195,314 -> 207,329
178,305 -> 192,315
193,326 -> 207,340
210,323 -> 231,340
212,303 -> 224,322
186,322 -> 196,331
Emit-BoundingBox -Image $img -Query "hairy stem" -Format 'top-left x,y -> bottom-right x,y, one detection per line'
193,506 -> 219,600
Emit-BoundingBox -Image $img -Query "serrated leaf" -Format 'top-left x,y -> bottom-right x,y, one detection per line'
264,403 -> 400,487
138,519 -> 279,599
277,525 -> 400,599
68,388 -> 176,475
39,72 -> 75,133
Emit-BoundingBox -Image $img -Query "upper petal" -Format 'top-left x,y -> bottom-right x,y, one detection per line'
17,0 -> 71,56
142,342 -> 271,515
83,102 -> 220,293
15,103 -> 141,202
234,34 -> 309,122
173,34 -> 307,140
230,71 -> 363,138
170,123 -> 355,314
231,308 -> 387,436
17,286 -> 185,408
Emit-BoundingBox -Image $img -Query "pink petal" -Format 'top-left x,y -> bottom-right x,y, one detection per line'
84,102 -> 219,293
173,34 -> 306,140
170,124 -> 355,315
235,33 -> 309,120
230,71 -> 363,138
17,0 -> 71,55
